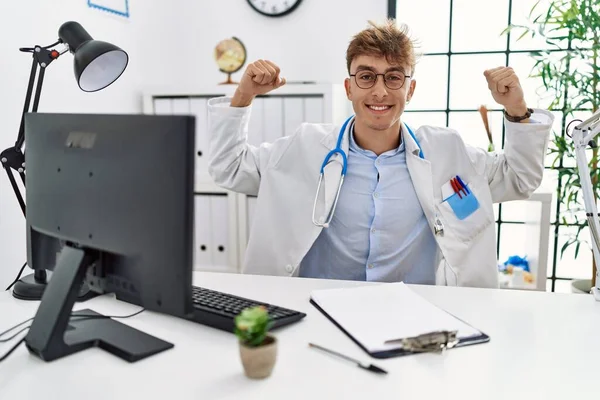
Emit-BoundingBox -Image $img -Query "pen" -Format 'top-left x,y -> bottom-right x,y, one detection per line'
450,178 -> 462,199
455,175 -> 470,195
308,343 -> 388,375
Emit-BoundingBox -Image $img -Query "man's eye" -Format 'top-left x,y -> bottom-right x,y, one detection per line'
359,74 -> 375,81
386,74 -> 402,81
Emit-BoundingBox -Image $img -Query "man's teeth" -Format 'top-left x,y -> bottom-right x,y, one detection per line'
368,105 -> 390,111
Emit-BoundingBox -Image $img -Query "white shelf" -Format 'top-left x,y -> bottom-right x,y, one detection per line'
194,180 -> 227,194
499,180 -> 554,291
143,82 -> 347,98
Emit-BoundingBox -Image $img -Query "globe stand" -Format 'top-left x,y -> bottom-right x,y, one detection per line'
219,72 -> 238,85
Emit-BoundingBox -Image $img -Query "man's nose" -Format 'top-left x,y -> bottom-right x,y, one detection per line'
371,76 -> 388,98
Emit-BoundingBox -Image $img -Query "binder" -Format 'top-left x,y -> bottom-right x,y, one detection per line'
209,194 -> 229,270
263,97 -> 283,143
190,98 -> 209,183
246,195 -> 258,240
193,195 -> 213,270
310,282 -> 489,359
153,98 -> 172,115
171,98 -> 190,116
283,97 -> 304,137
304,97 -> 324,123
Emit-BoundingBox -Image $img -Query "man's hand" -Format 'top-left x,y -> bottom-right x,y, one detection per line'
231,60 -> 286,107
484,66 -> 527,117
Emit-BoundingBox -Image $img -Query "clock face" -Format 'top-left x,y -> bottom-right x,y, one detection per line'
246,0 -> 303,17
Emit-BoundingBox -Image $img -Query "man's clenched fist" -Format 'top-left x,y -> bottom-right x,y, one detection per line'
232,60 -> 286,107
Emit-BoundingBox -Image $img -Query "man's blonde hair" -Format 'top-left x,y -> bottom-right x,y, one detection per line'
346,19 -> 420,76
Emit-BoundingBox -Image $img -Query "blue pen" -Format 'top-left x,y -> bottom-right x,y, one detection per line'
455,175 -> 470,195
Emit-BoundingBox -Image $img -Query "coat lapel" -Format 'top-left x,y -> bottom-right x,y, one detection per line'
402,124 -> 436,216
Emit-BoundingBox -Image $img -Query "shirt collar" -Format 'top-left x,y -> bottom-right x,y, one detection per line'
349,121 -> 405,158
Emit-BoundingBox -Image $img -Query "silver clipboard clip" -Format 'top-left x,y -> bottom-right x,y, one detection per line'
384,330 -> 459,354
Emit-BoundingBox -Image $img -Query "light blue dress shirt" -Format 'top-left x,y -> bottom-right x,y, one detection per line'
299,124 -> 438,283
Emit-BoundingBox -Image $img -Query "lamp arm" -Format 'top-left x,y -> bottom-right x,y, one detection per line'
572,110 -> 600,300
14,42 -> 63,150
14,55 -> 41,151
0,41 -> 62,217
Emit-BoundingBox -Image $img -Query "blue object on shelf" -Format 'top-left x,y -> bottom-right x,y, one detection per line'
499,255 -> 530,272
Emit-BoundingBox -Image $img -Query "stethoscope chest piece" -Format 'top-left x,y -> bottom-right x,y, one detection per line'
434,215 -> 444,236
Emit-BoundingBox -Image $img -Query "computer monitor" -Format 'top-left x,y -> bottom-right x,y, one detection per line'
23,112 -> 195,362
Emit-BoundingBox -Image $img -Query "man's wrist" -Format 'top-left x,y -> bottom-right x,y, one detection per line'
504,102 -> 528,118
504,102 -> 533,123
231,90 -> 255,107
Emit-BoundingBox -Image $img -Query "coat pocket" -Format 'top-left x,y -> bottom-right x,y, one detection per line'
436,179 -> 493,244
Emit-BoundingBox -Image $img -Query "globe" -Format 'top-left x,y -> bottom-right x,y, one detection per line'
214,37 -> 247,84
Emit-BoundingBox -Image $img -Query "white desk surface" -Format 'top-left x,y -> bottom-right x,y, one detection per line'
1,271 -> 599,400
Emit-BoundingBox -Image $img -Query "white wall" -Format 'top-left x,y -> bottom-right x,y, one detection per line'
0,0 -> 387,288
163,0 -> 387,89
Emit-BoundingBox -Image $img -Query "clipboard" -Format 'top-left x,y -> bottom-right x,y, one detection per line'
309,282 -> 490,359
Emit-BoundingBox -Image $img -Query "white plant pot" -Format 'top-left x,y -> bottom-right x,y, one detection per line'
571,279 -> 592,294
239,335 -> 277,379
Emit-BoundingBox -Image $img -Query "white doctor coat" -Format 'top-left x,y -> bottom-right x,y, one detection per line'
207,96 -> 553,288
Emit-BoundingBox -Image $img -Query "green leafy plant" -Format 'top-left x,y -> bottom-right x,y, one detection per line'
234,306 -> 273,347
502,0 -> 600,285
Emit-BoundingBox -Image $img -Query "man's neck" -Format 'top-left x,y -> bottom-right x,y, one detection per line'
353,120 -> 403,156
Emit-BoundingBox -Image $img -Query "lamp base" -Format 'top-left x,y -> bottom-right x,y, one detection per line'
12,272 -> 97,302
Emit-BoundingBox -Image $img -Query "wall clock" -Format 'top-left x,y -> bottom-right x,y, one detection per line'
246,0 -> 303,17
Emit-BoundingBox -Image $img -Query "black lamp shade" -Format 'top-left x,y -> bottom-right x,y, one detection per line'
58,21 -> 128,92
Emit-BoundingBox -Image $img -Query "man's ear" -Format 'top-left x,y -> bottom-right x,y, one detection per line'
407,79 -> 417,102
344,78 -> 352,100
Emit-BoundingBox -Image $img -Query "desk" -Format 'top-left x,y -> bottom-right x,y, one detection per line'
1,272 -> 599,400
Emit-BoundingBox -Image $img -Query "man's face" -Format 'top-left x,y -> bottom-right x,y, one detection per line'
344,55 -> 416,131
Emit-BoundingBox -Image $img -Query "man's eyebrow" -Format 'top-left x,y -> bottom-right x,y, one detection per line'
354,65 -> 406,73
385,66 -> 406,73
354,65 -> 376,72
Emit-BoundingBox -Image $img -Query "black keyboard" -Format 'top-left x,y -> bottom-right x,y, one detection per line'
189,286 -> 306,333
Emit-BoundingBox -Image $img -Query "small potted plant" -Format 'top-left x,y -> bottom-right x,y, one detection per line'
234,305 -> 277,379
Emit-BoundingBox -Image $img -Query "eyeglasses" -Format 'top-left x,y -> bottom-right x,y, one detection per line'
350,70 -> 411,90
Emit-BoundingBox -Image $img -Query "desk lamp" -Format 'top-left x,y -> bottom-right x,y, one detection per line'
0,21 -> 128,300
570,109 -> 600,301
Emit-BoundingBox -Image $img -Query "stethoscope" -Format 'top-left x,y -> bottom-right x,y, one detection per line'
311,115 -> 428,229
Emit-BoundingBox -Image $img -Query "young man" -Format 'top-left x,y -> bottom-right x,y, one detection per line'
207,20 -> 553,288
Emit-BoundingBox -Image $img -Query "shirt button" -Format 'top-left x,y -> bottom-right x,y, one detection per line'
371,228 -> 376,233
368,264 -> 374,269
373,192 -> 379,198
285,264 -> 293,273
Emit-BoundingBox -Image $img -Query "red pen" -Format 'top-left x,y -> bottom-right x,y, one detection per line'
450,178 -> 462,199
455,176 -> 469,196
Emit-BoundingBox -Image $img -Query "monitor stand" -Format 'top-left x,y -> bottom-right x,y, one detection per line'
12,269 -> 97,302
25,245 -> 174,362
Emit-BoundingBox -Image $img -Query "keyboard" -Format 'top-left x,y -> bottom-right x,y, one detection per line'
189,286 -> 306,333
